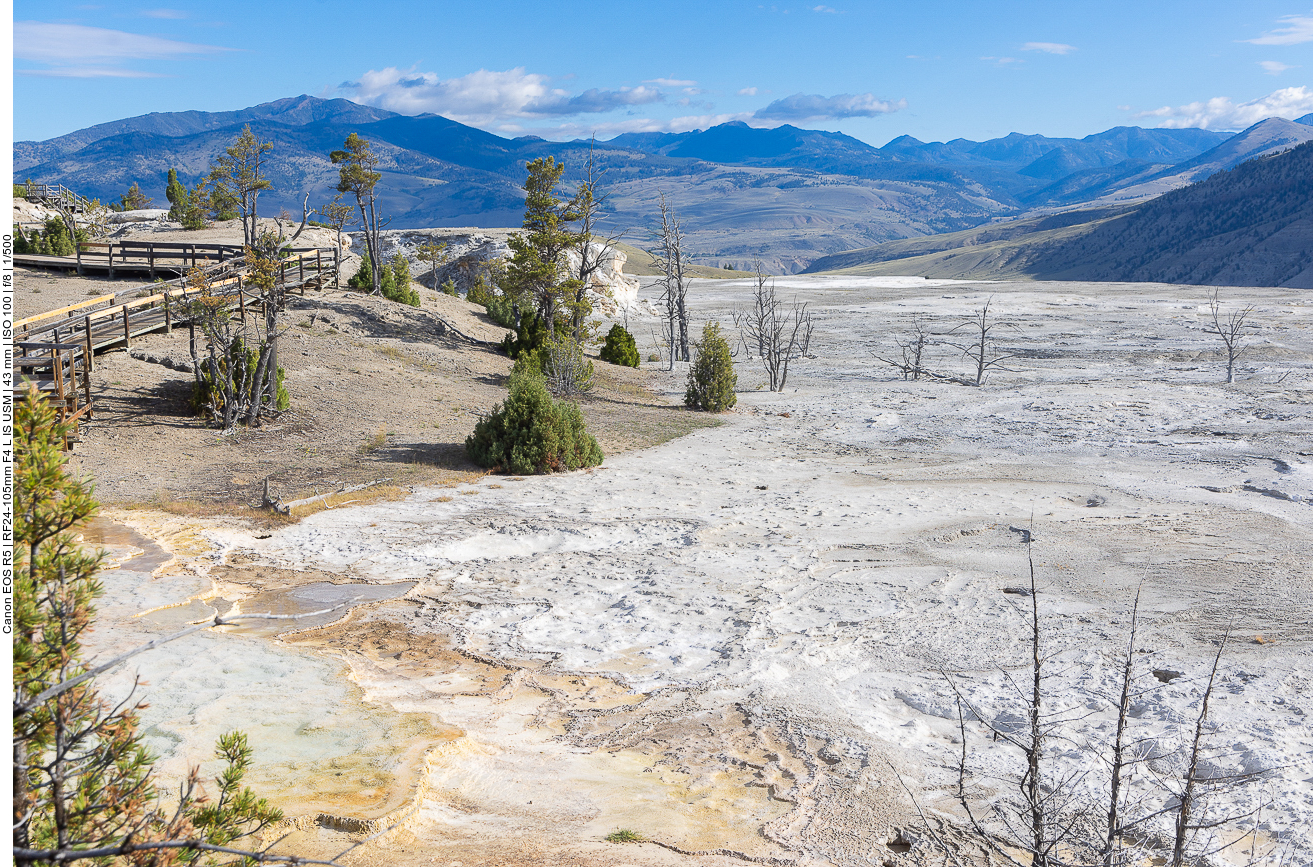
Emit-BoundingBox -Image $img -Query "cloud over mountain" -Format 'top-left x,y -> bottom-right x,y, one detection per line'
343,67 -> 664,127
754,92 -> 905,121
1136,86 -> 1313,130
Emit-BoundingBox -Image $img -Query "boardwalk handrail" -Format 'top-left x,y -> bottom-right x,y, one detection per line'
24,182 -> 94,213
10,244 -> 337,441
16,247 -> 334,334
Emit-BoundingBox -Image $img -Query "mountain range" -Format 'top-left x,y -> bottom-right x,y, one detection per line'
15,96 -> 1313,273
805,139 -> 1313,288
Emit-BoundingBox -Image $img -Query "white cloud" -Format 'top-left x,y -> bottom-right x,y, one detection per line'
343,67 -> 665,125
981,56 -> 1022,66
18,66 -> 166,78
14,21 -> 229,72
1022,41 -> 1076,54
519,112 -> 757,141
1245,14 -> 1313,45
738,87 -> 759,96
645,77 -> 697,87
140,8 -> 188,18
754,92 -> 905,121
1133,86 -> 1313,129
1260,60 -> 1297,74
813,5 -> 841,13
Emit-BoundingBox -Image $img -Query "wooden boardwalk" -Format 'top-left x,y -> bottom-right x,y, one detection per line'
16,239 -> 339,280
12,247 -> 337,440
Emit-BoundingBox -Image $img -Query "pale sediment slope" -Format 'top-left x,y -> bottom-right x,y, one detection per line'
95,276 -> 1313,865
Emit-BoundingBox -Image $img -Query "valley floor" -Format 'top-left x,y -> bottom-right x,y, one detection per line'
80,276 -> 1313,866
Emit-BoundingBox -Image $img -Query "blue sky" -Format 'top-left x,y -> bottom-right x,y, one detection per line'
12,0 -> 1313,145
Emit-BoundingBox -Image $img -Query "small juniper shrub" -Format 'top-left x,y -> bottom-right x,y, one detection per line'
18,218 -> 80,257
685,322 -> 737,412
348,250 -> 375,290
440,278 -> 458,296
465,355 -> 603,474
384,253 -> 420,306
599,324 -> 640,368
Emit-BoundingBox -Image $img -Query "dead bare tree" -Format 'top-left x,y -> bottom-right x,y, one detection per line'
943,296 -> 1019,386
875,316 -> 935,380
734,262 -> 814,392
187,260 -> 288,431
926,546 -> 1270,867
570,138 -> 626,342
650,192 -> 691,367
1205,290 -> 1256,384
318,194 -> 355,289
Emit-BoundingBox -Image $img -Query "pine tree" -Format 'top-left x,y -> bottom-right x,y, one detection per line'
166,168 -> 191,222
685,322 -> 737,412
503,157 -> 583,333
13,387 -> 284,864
331,133 -> 384,295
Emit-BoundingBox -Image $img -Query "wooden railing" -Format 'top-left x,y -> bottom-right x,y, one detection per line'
16,239 -> 338,283
11,247 -> 337,439
23,182 -> 94,213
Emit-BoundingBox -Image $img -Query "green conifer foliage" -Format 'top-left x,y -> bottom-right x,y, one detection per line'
465,357 -> 603,474
501,308 -> 548,359
383,254 -> 420,306
599,324 -> 640,367
13,388 -> 282,863
165,168 -> 190,222
685,322 -> 737,412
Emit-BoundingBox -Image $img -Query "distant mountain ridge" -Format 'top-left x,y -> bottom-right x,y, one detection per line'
12,95 -> 1301,272
14,96 -> 398,169
806,140 -> 1313,288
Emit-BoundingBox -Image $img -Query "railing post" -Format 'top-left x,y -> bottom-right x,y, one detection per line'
164,289 -> 172,335
108,243 -> 115,280
123,305 -> 131,348
54,348 -> 66,415
82,353 -> 93,419
84,314 -> 95,372
149,247 -> 156,280
239,276 -> 246,323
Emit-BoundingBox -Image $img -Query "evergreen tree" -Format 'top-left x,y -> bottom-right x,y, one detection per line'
380,253 -> 419,306
331,133 -> 384,295
465,357 -> 603,474
13,388 -> 282,864
599,324 -> 640,368
208,125 -> 273,246
503,157 -> 583,333
166,168 -> 191,222
119,181 -> 153,211
685,322 -> 737,412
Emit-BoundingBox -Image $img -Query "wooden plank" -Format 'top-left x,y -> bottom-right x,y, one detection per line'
15,293 -> 119,328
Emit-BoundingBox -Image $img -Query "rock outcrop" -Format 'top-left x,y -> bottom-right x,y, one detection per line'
358,229 -> 642,313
